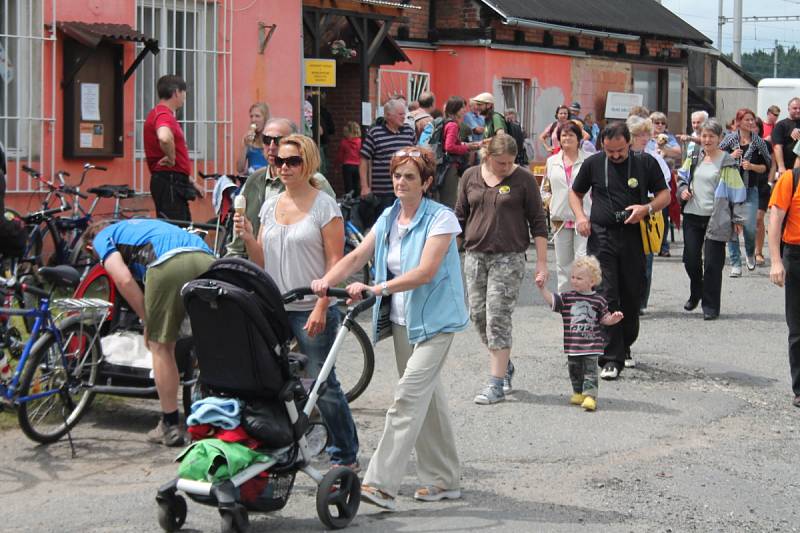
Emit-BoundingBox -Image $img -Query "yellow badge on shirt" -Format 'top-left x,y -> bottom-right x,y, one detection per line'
628,177 -> 638,188
498,185 -> 511,195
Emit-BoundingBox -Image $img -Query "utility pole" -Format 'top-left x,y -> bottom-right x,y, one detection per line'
733,0 -> 742,65
718,0 -> 724,52
774,40 -> 779,77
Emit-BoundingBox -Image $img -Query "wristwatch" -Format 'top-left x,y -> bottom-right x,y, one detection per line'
647,203 -> 654,216
380,281 -> 390,297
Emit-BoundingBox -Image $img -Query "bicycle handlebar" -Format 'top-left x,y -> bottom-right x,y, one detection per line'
282,287 -> 377,317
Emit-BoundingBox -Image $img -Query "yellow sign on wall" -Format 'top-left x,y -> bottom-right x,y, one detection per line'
304,59 -> 336,87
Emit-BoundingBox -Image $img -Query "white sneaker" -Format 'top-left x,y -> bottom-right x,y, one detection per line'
745,255 -> 756,271
474,384 -> 505,405
600,363 -> 619,380
624,357 -> 636,368
729,265 -> 742,278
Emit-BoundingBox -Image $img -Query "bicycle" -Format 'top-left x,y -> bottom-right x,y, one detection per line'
0,265 -> 110,449
339,192 -> 373,286
74,261 -> 375,404
19,164 -> 151,277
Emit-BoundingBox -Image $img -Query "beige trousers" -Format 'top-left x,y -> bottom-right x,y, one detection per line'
362,325 -> 460,496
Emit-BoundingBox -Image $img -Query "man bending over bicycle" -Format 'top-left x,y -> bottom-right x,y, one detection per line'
83,219 -> 214,446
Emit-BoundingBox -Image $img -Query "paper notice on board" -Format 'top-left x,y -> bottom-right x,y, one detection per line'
79,122 -> 103,149
81,83 -> 100,121
361,102 -> 372,125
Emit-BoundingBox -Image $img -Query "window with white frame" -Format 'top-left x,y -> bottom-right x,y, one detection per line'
134,1 -> 223,166
501,78 -> 532,137
0,0 -> 55,191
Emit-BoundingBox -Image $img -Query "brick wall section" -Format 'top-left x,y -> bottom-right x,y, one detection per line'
322,62 -> 363,194
435,0 -> 481,29
571,58 -> 632,122
396,2 -> 429,39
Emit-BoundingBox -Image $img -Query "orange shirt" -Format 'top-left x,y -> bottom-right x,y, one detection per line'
769,169 -> 800,244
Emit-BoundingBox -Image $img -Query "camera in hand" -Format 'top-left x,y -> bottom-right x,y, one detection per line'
613,209 -> 633,224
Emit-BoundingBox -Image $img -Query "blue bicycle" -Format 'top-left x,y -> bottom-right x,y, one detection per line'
339,192 -> 373,285
0,265 -> 110,444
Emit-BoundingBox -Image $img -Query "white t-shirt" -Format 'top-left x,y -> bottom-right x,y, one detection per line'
259,191 -> 342,311
387,209 -> 461,325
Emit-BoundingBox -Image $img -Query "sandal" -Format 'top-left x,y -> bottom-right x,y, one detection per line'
360,484 -> 396,511
755,254 -> 766,267
413,485 -> 462,502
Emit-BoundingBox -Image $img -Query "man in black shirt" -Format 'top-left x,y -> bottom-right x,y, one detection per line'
772,97 -> 800,174
569,122 -> 670,379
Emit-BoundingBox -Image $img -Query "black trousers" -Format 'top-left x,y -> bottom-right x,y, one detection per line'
342,164 -> 360,197
150,171 -> 192,221
681,213 -> 726,315
784,245 -> 800,396
587,223 -> 645,368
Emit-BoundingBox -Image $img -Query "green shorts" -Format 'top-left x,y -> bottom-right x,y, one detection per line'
144,251 -> 214,343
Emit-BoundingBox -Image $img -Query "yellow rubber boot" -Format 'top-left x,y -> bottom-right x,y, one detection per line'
570,393 -> 586,405
581,396 -> 597,411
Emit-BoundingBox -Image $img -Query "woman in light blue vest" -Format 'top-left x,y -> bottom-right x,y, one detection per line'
312,146 -> 468,511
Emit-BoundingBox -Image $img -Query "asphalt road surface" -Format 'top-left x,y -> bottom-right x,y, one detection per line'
2,236 -> 799,532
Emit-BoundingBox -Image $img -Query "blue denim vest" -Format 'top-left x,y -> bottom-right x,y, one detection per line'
372,197 -> 469,344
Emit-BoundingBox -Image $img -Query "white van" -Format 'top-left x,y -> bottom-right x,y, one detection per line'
757,78 -> 800,119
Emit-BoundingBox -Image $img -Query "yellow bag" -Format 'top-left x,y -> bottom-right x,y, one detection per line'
639,210 -> 665,255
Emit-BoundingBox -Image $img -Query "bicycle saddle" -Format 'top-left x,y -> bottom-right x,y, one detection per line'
87,184 -> 136,198
38,265 -> 81,288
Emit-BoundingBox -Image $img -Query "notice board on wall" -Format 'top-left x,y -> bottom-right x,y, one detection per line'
63,38 -> 123,158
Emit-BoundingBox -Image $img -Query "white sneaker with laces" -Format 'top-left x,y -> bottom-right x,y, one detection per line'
600,364 -> 619,380
746,255 -> 756,271
729,265 -> 742,278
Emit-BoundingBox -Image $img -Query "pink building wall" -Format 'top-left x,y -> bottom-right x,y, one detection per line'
7,0 -> 303,222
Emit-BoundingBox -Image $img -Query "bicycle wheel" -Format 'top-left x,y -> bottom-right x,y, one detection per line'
16,318 -> 101,443
335,319 -> 374,404
67,234 -> 98,279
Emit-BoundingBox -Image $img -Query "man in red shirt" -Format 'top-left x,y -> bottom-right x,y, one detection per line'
143,75 -> 199,220
762,105 -> 780,141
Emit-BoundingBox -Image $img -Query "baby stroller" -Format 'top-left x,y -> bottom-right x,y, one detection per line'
156,258 -> 374,532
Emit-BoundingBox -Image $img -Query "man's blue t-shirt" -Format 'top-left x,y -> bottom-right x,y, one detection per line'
463,112 -> 485,142
93,219 -> 212,281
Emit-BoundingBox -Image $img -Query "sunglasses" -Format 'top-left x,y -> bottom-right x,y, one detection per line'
395,149 -> 424,158
653,121 -> 666,125
263,135 -> 284,146
274,156 -> 303,168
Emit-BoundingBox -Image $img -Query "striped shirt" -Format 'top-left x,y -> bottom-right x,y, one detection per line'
552,291 -> 609,356
360,123 -> 415,195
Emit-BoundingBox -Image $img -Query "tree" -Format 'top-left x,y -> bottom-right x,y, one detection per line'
738,45 -> 800,81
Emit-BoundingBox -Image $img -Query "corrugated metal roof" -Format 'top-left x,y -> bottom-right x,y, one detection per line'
481,0 -> 711,44
54,21 -> 157,49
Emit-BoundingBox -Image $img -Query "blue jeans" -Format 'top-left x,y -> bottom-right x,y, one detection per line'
288,307 -> 359,464
727,187 -> 758,266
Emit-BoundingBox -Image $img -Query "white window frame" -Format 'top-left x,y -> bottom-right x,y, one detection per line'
500,78 -> 533,138
134,0 -> 233,191
0,0 -> 56,192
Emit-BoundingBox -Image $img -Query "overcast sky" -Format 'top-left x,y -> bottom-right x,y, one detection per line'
660,0 -> 800,52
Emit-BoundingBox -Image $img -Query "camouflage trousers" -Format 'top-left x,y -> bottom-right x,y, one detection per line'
464,251 -> 526,350
568,355 -> 599,398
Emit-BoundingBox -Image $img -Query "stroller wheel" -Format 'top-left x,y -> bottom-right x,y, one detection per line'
316,466 -> 361,529
156,494 -> 187,532
220,504 -> 249,533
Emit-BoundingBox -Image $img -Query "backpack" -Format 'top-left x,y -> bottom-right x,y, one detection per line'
423,117 -> 453,191
780,168 -> 800,258
505,120 -> 528,166
417,121 -> 434,147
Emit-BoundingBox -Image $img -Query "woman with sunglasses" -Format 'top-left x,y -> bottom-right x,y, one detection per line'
236,102 -> 270,174
233,134 -> 360,471
311,146 -> 468,510
456,133 -> 549,405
